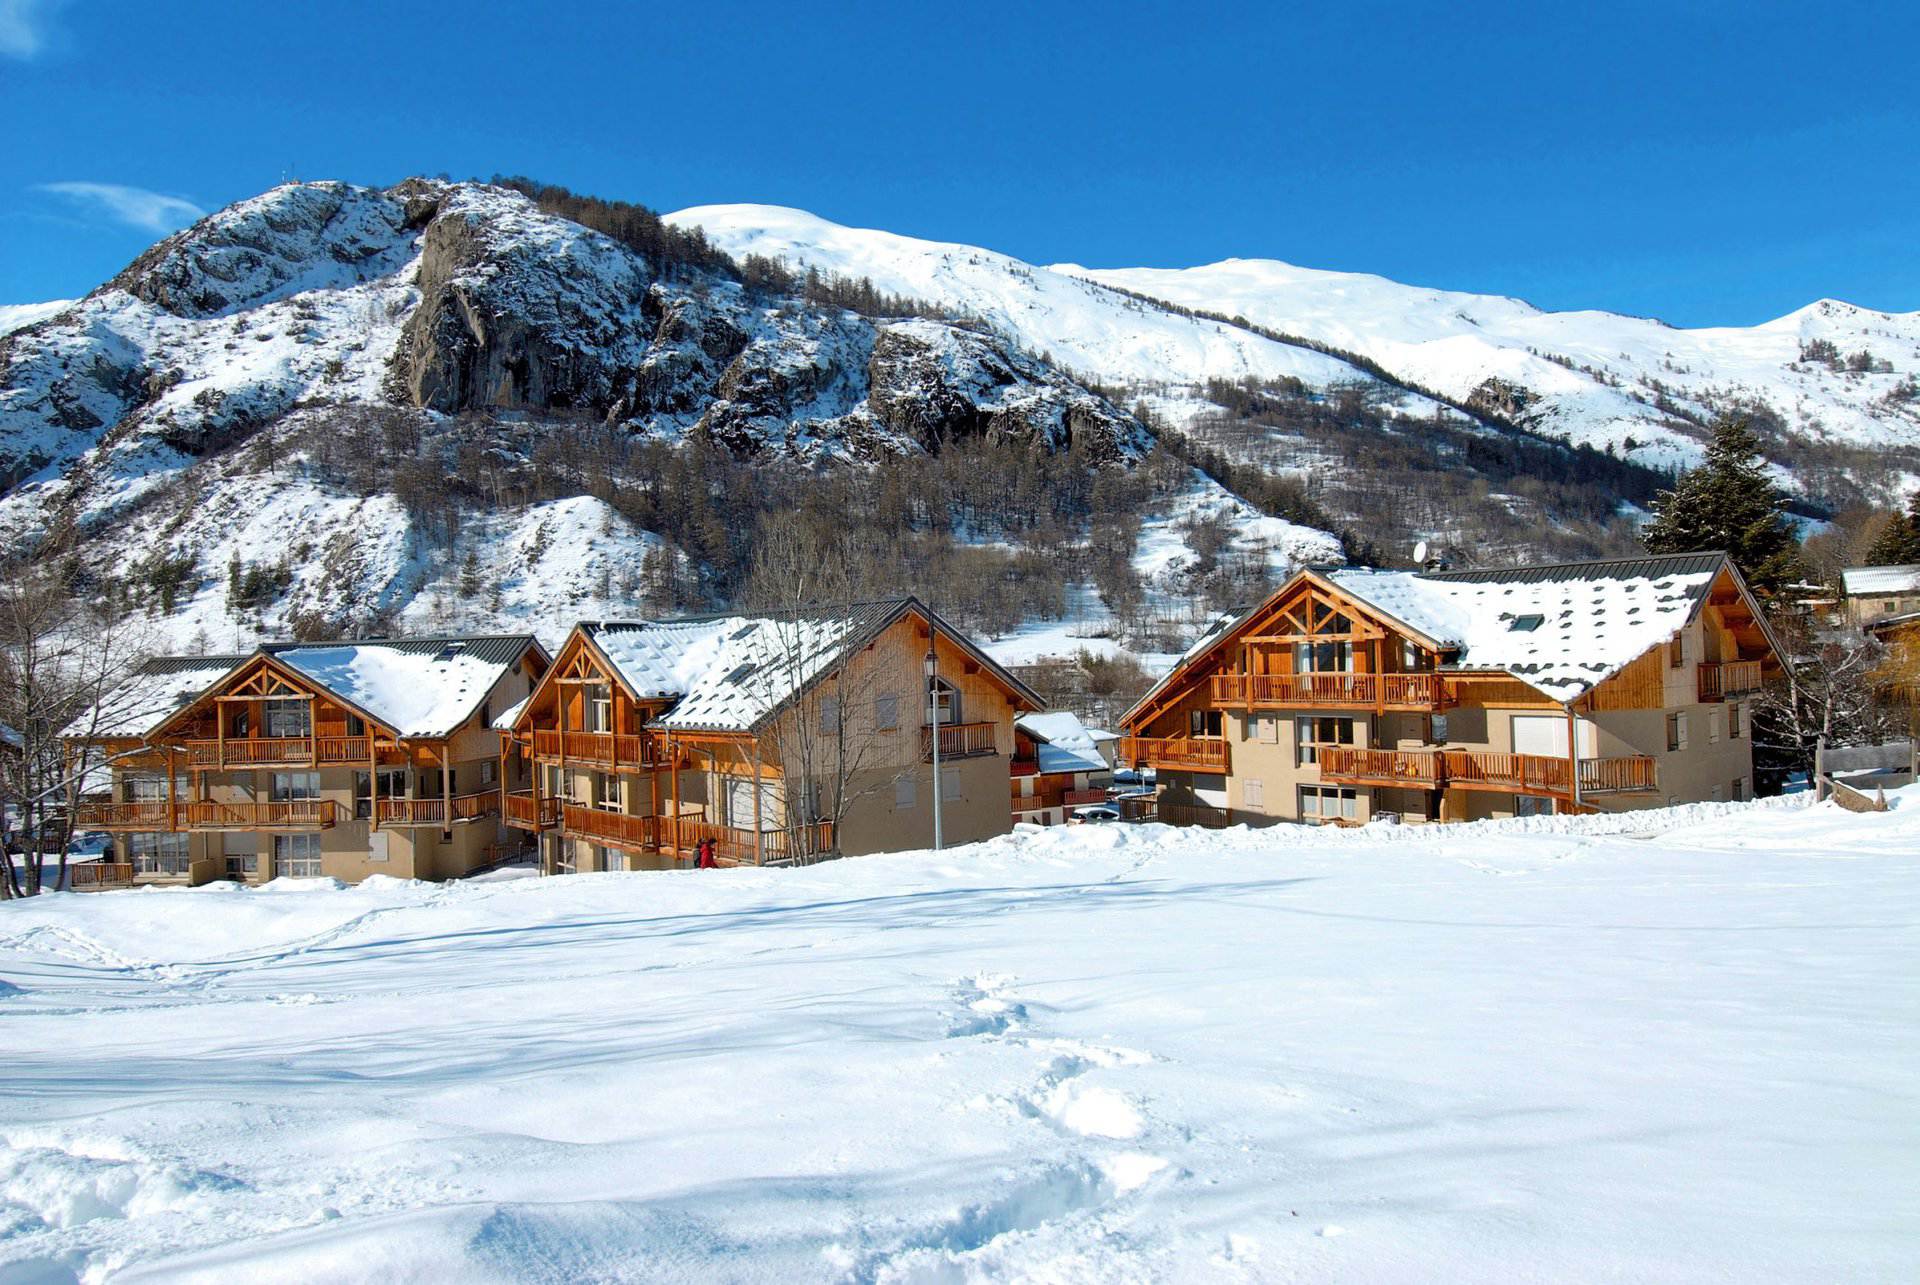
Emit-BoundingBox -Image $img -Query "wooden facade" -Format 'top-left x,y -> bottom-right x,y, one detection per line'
1121,558 -> 1782,828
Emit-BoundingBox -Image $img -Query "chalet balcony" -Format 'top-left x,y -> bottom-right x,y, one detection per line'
1157,801 -> 1235,828
72,801 -> 174,831
375,793 -> 500,827
1316,747 -> 1445,787
185,735 -> 372,770
1010,756 -> 1040,777
1698,659 -> 1765,702
1118,735 -> 1230,773
70,862 -> 135,890
1317,749 -> 1657,798
562,803 -> 659,849
505,791 -> 561,831
1013,784 -> 1109,813
531,729 -> 656,770
182,800 -> 338,830
670,818 -> 836,866
1209,672 -> 1446,710
922,721 -> 998,761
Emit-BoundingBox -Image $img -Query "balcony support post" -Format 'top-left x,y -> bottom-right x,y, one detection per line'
1566,705 -> 1582,813
752,743 -> 765,867
440,744 -> 453,842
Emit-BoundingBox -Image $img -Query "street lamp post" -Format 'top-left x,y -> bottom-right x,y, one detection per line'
925,639 -> 943,852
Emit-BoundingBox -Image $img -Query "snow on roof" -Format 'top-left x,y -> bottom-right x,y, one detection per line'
63,655 -> 251,739
274,641 -> 525,739
1842,565 -> 1920,596
1325,559 -> 1722,700
491,696 -> 529,732
589,608 -> 886,734
1016,711 -> 1113,775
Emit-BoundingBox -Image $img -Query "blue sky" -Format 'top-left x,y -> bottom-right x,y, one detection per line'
2,0 -> 1913,325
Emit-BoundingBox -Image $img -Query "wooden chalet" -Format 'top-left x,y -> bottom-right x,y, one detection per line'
66,636 -> 548,885
1010,711 -> 1117,824
1122,553 -> 1783,827
502,598 -> 1045,871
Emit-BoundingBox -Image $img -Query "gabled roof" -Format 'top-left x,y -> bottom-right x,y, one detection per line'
62,654 -> 252,739
561,597 -> 1044,736
102,634 -> 546,744
1125,552 -> 1776,722
265,635 -> 544,738
1842,564 -> 1920,596
1016,711 -> 1114,775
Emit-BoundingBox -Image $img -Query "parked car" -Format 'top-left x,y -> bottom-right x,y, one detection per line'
1069,803 -> 1122,824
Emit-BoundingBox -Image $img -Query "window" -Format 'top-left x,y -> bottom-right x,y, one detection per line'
229,708 -> 249,738
1399,640 -> 1431,671
1710,784 -> 1724,802
346,714 -> 365,737
598,845 -> 624,873
124,772 -> 185,803
1189,709 -> 1223,738
941,767 -> 963,801
1515,795 -> 1554,818
270,771 -> 319,802
553,840 -> 577,875
1666,712 -> 1689,752
819,696 -> 841,735
264,698 -> 310,738
1250,714 -> 1278,744
585,684 -> 612,734
1299,785 -> 1357,822
273,833 -> 322,878
128,832 -> 189,876
1507,614 -> 1545,632
225,853 -> 258,879
1727,704 -> 1743,740
353,768 -> 407,819
479,759 -> 496,786
893,777 -> 917,810
1731,777 -> 1747,802
478,700 -> 490,729
1668,634 -> 1686,669
875,694 -> 899,732
1242,778 -> 1264,811
1296,716 -> 1354,767
1295,640 -> 1353,673
544,764 -> 567,804
1429,714 -> 1450,744
926,679 -> 960,728
593,772 -> 621,811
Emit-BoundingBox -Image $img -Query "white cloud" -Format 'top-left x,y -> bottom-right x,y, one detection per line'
36,182 -> 206,233
0,0 -> 61,59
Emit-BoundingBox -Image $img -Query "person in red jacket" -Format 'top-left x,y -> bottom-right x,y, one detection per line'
695,837 -> 717,869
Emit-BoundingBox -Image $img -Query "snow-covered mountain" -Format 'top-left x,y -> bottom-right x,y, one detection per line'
667,205 -> 1920,478
0,179 -> 1321,653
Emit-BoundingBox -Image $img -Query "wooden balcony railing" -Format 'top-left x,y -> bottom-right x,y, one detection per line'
1118,735 -> 1229,772
182,800 -> 338,829
184,736 -> 371,769
1698,659 -> 1764,702
1318,748 -> 1658,799
1010,757 -> 1040,777
1209,672 -> 1447,709
1317,747 -> 1445,786
70,862 -> 135,889
504,791 -> 560,830
562,804 -> 659,849
922,721 -> 998,761
376,793 -> 499,826
678,819 -> 836,866
72,801 -> 174,830
1014,786 -> 1109,813
531,729 -> 654,769
1157,801 -> 1235,828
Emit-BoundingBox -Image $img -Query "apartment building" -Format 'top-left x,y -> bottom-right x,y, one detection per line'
502,598 -> 1044,871
68,636 -> 549,884
1010,711 -> 1117,825
1121,553 -> 1781,826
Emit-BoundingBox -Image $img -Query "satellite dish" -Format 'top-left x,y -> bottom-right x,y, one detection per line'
1413,540 -> 1429,565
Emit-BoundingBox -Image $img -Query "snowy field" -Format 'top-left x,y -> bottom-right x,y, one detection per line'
3,795 -> 1917,1283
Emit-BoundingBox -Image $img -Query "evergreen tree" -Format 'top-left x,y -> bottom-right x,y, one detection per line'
1641,418 -> 1801,594
1861,491 -> 1920,566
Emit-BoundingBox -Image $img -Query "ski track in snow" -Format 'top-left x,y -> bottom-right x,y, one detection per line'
2,792 -> 1918,1281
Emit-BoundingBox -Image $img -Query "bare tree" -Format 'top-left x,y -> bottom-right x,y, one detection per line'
1751,612 -> 1898,791
0,555 -> 156,897
742,527 -> 915,863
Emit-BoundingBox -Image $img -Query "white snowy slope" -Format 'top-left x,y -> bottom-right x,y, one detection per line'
664,205 -> 1439,410
1060,258 -> 1920,465
0,302 -> 74,339
4,793 -> 1916,1281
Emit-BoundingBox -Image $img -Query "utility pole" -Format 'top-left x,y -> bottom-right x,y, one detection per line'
925,632 -> 943,852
